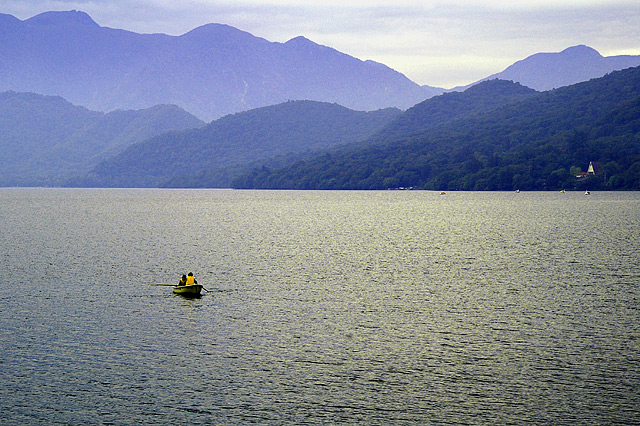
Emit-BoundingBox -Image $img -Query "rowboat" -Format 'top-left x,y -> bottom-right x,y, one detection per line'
172,284 -> 203,297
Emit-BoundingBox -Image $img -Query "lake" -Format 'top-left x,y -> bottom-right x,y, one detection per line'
0,188 -> 639,425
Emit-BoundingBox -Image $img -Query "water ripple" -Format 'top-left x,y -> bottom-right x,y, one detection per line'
0,189 -> 639,425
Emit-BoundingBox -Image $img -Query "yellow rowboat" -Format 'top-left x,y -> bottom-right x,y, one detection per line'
172,284 -> 203,297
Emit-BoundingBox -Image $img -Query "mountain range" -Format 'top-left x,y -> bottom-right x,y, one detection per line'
0,91 -> 203,186
68,66 -> 640,191
2,11 -> 640,122
1,9 -> 640,189
233,67 -> 640,191
0,10 -> 431,121
70,101 -> 401,188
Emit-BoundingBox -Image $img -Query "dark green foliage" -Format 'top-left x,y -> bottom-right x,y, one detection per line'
233,67 -> 640,190
0,91 -> 203,186
373,80 -> 537,141
76,101 -> 401,188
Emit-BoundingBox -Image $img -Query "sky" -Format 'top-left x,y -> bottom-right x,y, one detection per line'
1,0 -> 639,88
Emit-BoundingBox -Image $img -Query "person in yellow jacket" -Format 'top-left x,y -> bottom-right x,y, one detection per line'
186,272 -> 198,285
177,274 -> 187,286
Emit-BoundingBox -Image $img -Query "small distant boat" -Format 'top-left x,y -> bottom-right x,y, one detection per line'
440,191 -> 446,195
584,190 -> 591,195
173,284 -> 203,297
515,189 -> 520,193
560,189 -> 566,193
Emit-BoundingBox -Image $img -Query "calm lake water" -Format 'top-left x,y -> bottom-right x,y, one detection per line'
0,188 -> 639,425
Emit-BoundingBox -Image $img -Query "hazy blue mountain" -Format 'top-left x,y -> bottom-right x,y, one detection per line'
71,101 -> 402,188
0,91 -> 203,186
0,10 -> 430,121
460,45 -> 640,91
422,85 -> 446,97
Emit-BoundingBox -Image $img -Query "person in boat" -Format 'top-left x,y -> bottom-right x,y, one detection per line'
186,272 -> 198,286
177,274 -> 187,286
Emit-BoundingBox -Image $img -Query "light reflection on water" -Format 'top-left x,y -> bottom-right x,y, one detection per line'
0,188 -> 639,425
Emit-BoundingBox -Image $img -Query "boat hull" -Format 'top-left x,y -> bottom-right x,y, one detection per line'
172,284 -> 203,297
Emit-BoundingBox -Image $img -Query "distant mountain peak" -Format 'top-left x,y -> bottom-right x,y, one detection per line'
183,22 -> 247,37
24,10 -> 99,27
283,36 -> 339,57
179,22 -> 269,47
560,45 -> 602,58
284,36 -> 322,49
286,35 -> 313,44
465,44 -> 640,92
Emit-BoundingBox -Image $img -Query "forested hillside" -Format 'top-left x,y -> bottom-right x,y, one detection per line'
232,67 -> 640,191
0,92 -> 203,186
72,101 -> 401,188
368,80 -> 537,143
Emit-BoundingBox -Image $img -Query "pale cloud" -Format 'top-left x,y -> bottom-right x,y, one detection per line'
1,0 -> 639,88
